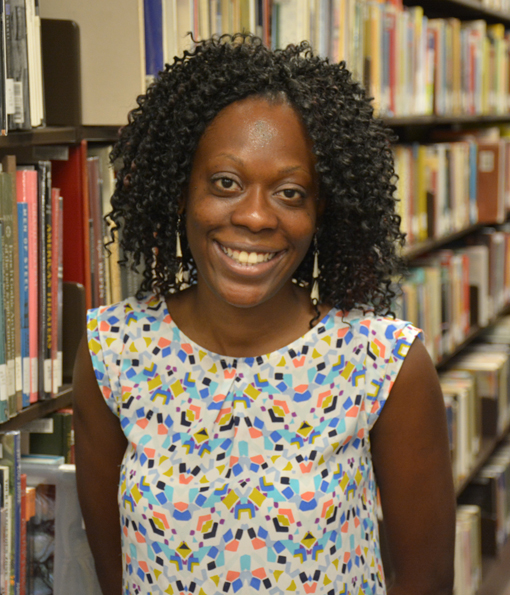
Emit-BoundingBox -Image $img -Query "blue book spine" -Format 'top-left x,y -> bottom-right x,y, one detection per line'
17,203 -> 29,408
144,0 -> 164,78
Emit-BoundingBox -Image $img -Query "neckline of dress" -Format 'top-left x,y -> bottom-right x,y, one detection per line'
154,294 -> 341,363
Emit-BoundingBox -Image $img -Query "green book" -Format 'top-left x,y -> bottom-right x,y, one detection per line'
0,173 -> 16,417
28,411 -> 73,464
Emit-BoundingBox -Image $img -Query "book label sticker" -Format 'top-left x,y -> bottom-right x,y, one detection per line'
0,365 -> 6,402
43,360 -> 51,394
30,358 -> 38,395
5,80 -> 15,116
479,150 -> 495,173
23,418 -> 53,433
15,357 -> 21,393
22,357 -> 30,396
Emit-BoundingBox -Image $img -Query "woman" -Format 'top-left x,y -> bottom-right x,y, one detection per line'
73,34 -> 455,595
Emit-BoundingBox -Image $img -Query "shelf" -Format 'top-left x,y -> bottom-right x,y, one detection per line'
403,224 -> 483,259
0,125 -> 120,148
383,113 -> 510,128
404,0 -> 510,25
0,386 -> 72,433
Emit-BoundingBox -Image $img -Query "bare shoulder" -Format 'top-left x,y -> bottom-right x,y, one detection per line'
369,338 -> 456,593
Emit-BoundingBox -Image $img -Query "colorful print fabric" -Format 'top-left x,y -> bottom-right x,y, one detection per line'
87,295 -> 422,595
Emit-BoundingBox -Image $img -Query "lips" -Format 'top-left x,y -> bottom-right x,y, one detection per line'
215,241 -> 283,270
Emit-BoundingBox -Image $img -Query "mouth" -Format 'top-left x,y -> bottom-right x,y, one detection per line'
217,242 -> 280,266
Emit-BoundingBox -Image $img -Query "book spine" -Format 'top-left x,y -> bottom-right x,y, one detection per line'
16,203 -> 28,408
7,0 -> 29,130
0,174 -> 16,417
37,162 -> 51,400
1,158 -> 21,413
56,194 -> 63,390
0,221 -> 7,423
0,1 -> 8,135
16,171 -> 38,404
0,466 -> 9,595
18,475 -> 24,595
50,189 -> 59,396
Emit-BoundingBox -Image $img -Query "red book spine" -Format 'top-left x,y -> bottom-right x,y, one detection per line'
52,141 -> 92,310
16,171 -> 39,403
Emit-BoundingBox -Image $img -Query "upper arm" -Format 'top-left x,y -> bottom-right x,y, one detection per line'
73,334 -> 127,594
370,338 -> 455,595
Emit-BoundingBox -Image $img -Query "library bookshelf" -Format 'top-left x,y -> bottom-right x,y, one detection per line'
1,0 -> 510,592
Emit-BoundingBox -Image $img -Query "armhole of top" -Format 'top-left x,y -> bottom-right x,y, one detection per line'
86,307 -> 120,418
365,321 -> 424,431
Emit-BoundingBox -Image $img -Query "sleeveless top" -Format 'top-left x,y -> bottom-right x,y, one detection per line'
87,294 -> 422,595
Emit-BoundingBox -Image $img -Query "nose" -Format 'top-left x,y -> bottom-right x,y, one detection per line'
230,186 -> 278,232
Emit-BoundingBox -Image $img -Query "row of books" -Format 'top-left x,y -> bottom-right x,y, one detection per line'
454,505 -> 482,595
0,142 -> 145,418
150,0 -> 510,118
395,127 -> 510,247
459,437 -> 510,559
0,0 -> 45,134
0,420 -> 98,595
396,225 -> 510,364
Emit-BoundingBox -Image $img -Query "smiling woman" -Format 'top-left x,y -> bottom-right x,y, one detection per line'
73,34 -> 455,595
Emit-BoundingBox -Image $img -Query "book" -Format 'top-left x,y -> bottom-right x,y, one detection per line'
0,465 -> 9,595
0,221 -> 8,423
0,432 -> 21,595
0,171 -> 17,416
40,19 -> 81,127
16,170 -> 38,404
26,411 -> 74,464
16,201 -> 28,408
36,161 -> 52,400
5,0 -> 30,130
2,156 -> 21,413
19,474 -> 25,595
51,142 -> 92,310
144,0 -> 164,85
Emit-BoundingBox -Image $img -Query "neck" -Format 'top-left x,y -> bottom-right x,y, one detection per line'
168,282 -> 320,357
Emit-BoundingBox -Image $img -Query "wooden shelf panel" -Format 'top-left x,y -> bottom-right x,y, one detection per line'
0,386 -> 72,432
404,0 -> 510,25
384,113 -> 510,128
403,223 -> 483,259
0,126 -> 120,147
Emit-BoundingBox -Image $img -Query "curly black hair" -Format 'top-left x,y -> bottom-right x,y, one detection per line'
108,33 -> 405,314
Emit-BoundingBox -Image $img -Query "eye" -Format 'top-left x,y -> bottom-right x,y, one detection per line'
278,188 -> 305,201
212,176 -> 239,191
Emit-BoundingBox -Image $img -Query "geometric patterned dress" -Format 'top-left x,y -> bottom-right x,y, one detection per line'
87,294 -> 422,595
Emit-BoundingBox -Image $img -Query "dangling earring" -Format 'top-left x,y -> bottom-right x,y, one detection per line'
311,235 -> 320,306
176,215 -> 184,285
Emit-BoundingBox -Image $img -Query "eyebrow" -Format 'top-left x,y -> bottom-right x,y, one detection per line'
216,153 -> 309,175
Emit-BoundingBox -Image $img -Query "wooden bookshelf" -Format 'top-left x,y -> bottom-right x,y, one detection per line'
385,113 -> 510,128
0,386 -> 72,433
403,223 -> 483,259
404,0 -> 510,25
0,125 -> 119,148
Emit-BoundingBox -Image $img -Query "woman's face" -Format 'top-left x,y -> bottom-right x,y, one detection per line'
185,96 -> 319,309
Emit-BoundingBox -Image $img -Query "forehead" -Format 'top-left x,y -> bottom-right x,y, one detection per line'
194,96 -> 316,167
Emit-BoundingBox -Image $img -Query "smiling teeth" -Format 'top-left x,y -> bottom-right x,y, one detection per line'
221,245 -> 276,265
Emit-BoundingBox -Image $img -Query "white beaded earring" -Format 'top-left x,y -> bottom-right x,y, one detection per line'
311,235 -> 320,306
176,216 -> 184,285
